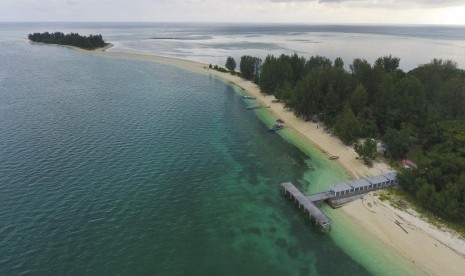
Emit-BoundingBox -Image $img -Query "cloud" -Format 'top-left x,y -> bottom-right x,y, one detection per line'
268,0 -> 313,2
1,0 -> 465,24
269,0 -> 465,7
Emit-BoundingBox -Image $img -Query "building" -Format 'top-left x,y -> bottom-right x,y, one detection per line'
402,159 -> 418,169
329,172 -> 397,197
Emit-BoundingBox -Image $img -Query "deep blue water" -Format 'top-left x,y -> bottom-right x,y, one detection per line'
0,37 -> 374,275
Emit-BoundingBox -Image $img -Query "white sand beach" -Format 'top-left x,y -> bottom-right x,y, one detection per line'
89,46 -> 465,275
343,193 -> 465,276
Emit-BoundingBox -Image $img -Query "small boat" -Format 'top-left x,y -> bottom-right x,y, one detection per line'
269,123 -> 284,132
241,95 -> 256,99
246,105 -> 261,110
329,156 -> 339,160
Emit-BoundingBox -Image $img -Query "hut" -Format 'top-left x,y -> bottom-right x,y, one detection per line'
402,159 -> 418,169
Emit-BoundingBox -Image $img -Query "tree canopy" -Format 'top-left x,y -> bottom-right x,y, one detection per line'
225,56 -> 236,71
354,139 -> 377,166
28,32 -> 108,50
398,120 -> 465,225
240,55 -> 262,81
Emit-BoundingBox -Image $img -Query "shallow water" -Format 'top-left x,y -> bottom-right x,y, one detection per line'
252,108 -> 419,276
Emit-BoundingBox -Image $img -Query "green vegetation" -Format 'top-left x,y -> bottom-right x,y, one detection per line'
398,121 -> 465,225
240,55 -> 262,82
377,191 -> 391,202
233,53 -> 465,228
28,32 -> 108,50
384,128 -> 412,159
354,139 -> 377,166
225,56 -> 237,72
335,102 -> 362,144
212,65 -> 228,73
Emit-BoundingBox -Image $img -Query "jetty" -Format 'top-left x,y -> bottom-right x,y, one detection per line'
281,172 -> 397,232
246,105 -> 270,110
282,182 -> 331,231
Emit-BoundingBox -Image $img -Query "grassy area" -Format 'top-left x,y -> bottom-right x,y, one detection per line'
377,191 -> 392,203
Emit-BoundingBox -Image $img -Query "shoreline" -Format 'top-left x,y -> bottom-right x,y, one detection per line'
97,45 -> 391,179
86,45 -> 465,275
341,192 -> 465,276
28,40 -> 114,52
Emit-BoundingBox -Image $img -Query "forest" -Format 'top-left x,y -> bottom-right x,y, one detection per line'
233,54 -> 465,226
28,32 -> 107,50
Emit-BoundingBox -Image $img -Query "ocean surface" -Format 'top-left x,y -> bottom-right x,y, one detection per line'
1,23 -> 460,275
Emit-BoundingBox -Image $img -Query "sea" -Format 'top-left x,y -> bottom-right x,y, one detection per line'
2,22 -> 464,275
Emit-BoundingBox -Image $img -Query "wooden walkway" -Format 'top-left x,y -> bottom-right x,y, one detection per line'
307,191 -> 333,203
280,172 -> 398,232
281,182 -> 331,231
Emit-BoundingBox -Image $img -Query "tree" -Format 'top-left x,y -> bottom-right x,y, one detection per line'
350,59 -> 372,83
439,77 -> 465,119
240,55 -> 262,81
306,56 -> 332,71
335,102 -> 361,145
349,84 -> 368,115
289,53 -> 306,83
259,55 -> 294,95
334,57 -> 344,69
225,56 -> 236,72
374,55 -> 400,73
323,85 -> 340,124
276,81 -> 293,103
354,139 -> 378,166
291,69 -> 322,120
395,75 -> 426,127
383,128 -> 411,159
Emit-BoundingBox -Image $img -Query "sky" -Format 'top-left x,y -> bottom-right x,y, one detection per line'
1,0 -> 465,25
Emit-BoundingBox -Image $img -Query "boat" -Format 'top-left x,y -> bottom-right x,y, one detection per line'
269,123 -> 284,132
241,95 -> 256,99
329,156 -> 339,160
246,105 -> 261,110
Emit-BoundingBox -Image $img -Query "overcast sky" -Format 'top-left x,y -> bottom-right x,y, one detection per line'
2,0 -> 465,25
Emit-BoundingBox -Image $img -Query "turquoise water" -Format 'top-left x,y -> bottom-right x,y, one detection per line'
253,108 -> 420,276
0,41 -> 379,275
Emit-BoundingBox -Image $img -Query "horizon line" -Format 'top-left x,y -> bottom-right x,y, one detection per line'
1,21 -> 465,27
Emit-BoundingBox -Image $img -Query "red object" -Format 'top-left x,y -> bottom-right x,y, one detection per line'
402,159 -> 418,169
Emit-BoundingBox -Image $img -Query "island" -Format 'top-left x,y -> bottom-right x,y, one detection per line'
28,32 -> 108,50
